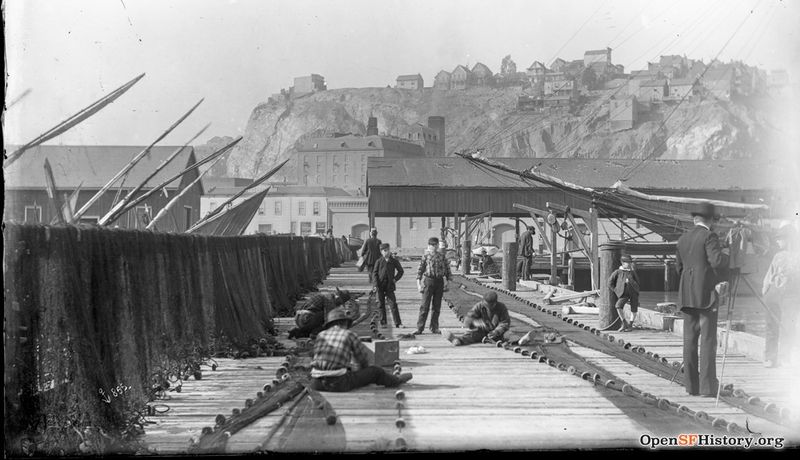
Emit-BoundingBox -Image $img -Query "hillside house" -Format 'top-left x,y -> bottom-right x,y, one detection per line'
451,65 -> 471,90
608,96 -> 639,132
668,78 -> 696,99
396,74 -> 424,90
584,48 -> 612,67
293,74 -> 326,95
434,70 -> 452,90
550,58 -> 568,73
471,62 -> 494,86
543,72 -> 577,98
638,79 -> 668,102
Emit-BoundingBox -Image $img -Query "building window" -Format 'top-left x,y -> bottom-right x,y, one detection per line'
409,218 -> 416,230
316,222 -> 327,234
300,221 -> 312,236
332,175 -> 337,184
209,201 -> 217,210
313,201 -> 320,216
24,204 -> 42,223
275,201 -> 282,216
291,221 -> 297,235
258,224 -> 273,234
184,206 -> 193,230
258,203 -> 265,215
298,201 -> 306,216
316,175 -> 321,184
428,217 -> 434,229
132,205 -> 152,229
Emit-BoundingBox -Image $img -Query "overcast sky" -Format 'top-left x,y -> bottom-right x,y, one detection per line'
4,0 -> 799,146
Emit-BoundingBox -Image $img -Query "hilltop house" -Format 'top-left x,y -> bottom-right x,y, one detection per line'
471,62 -> 494,86
396,74 -> 424,90
293,74 -> 326,96
451,65 -> 471,90
434,70 -> 452,89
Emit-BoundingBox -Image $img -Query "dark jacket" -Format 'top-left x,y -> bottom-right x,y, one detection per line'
676,224 -> 728,310
608,267 -> 640,297
372,256 -> 404,291
519,230 -> 534,258
360,237 -> 382,267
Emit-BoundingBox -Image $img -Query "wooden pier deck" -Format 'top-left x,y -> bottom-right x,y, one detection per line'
142,262 -> 800,453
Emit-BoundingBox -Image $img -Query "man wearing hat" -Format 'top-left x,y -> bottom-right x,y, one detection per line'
288,288 -> 352,339
608,254 -> 640,332
416,236 -> 452,334
441,291 -> 511,346
761,224 -> 800,367
309,307 -> 413,392
359,228 -> 382,283
676,201 -> 729,396
372,242 -> 405,327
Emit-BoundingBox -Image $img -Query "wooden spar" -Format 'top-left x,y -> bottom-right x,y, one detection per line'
102,137 -> 242,226
61,183 -> 82,223
611,181 -> 769,211
546,201 -> 597,290
146,150 -> 229,230
4,73 -> 145,169
43,158 -> 67,225
72,98 -> 204,222
99,123 -> 211,225
187,158 -> 289,232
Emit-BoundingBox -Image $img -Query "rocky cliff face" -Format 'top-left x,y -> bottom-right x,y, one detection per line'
216,86 -> 778,179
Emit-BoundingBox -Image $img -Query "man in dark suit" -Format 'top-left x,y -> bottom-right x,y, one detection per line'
372,243 -> 405,327
359,228 -> 382,283
518,227 -> 535,280
676,202 -> 728,397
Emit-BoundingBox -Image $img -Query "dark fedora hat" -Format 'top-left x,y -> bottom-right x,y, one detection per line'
690,202 -> 716,219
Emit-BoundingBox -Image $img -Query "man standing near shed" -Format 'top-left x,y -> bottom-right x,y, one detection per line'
416,236 -> 452,334
360,228 -> 382,283
676,202 -> 729,397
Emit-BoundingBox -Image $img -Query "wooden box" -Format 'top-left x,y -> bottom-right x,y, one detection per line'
373,340 -> 400,367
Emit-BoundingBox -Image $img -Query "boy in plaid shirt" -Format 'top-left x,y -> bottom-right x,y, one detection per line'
415,236 -> 452,334
309,307 -> 412,392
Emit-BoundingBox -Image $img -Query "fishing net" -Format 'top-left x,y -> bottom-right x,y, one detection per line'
3,223 -> 348,455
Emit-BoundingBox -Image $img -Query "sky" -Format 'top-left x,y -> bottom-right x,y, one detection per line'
4,0 -> 800,147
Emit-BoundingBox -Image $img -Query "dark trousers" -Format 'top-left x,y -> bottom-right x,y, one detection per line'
417,276 -> 444,331
681,307 -> 719,395
376,286 -> 401,325
309,366 -> 401,392
614,287 -> 640,313
366,264 -> 375,283
518,256 -> 532,280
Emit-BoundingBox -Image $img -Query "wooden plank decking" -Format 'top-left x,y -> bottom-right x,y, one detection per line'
142,262 -> 800,453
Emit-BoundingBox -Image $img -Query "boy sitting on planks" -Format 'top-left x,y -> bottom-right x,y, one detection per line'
288,288 -> 352,339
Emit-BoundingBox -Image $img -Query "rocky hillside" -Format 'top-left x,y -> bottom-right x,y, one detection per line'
214,86 -> 782,179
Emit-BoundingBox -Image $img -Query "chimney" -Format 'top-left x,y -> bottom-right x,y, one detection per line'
366,116 -> 378,136
427,116 -> 445,155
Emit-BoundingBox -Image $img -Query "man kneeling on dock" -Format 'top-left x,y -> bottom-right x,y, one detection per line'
288,288 -> 351,339
441,291 -> 511,346
309,307 -> 413,392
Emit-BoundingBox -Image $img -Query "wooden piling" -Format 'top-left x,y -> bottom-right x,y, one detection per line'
599,241 -> 624,330
502,242 -> 518,291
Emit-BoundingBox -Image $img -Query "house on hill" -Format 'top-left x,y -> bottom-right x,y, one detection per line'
584,48 -> 612,67
550,58 -> 567,73
471,62 -> 494,86
434,70 -> 452,90
396,74 -> 424,90
451,65 -> 471,90
293,74 -> 326,96
638,79 -> 668,102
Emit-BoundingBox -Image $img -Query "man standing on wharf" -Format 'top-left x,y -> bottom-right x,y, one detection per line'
415,236 -> 452,334
676,202 -> 729,397
360,228 -> 382,283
